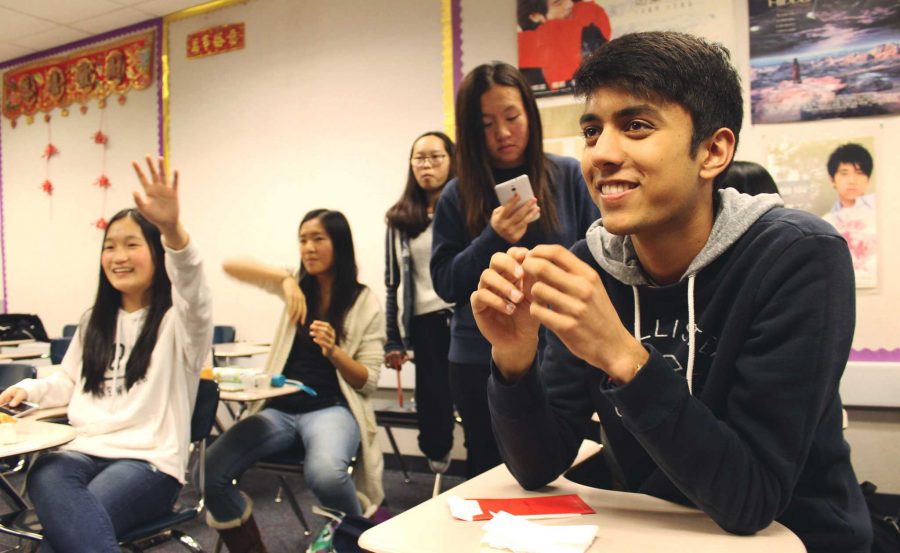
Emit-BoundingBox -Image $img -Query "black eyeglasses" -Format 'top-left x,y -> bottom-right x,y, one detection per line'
411,154 -> 448,167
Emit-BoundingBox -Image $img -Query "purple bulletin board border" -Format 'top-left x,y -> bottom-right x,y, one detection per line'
0,18 -> 163,313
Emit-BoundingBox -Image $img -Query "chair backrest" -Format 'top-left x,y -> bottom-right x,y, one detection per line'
61,324 -> 78,338
0,364 -> 37,390
191,379 -> 220,443
212,325 -> 236,344
49,337 -> 73,365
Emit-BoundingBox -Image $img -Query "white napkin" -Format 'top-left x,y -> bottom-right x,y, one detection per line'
447,495 -> 484,521
480,511 -> 598,553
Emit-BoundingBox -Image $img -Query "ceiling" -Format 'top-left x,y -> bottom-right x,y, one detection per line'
0,0 -> 207,65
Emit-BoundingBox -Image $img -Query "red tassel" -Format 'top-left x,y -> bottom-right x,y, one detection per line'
42,143 -> 59,159
95,175 -> 111,188
94,218 -> 108,230
92,131 -> 108,145
41,180 -> 54,195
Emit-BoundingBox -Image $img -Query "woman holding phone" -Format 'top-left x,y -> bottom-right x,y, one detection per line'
430,61 -> 597,477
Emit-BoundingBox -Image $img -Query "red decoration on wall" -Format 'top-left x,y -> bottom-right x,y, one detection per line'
41,180 -> 54,195
42,143 -> 59,159
94,218 -> 108,230
92,130 -> 108,144
187,23 -> 245,59
94,174 -> 111,188
1,31 -> 155,124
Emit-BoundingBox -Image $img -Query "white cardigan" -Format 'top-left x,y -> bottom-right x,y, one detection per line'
250,275 -> 386,515
16,241 -> 213,483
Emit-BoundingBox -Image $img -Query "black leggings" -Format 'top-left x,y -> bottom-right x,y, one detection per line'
410,310 -> 455,461
449,361 -> 501,478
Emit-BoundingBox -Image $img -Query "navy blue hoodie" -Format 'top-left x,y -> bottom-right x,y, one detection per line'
488,189 -> 872,553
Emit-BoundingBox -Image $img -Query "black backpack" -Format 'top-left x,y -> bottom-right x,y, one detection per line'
861,481 -> 900,553
0,314 -> 49,342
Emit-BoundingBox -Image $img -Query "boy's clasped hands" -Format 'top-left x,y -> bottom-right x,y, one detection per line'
471,245 -> 648,385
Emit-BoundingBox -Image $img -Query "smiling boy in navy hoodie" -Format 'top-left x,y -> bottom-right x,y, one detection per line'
471,31 -> 872,553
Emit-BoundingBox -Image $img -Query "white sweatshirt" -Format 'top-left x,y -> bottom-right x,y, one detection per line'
17,241 -> 213,483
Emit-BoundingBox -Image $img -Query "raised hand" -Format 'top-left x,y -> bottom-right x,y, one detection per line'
523,245 -> 648,384
490,194 -> 540,244
470,247 -> 541,381
132,156 -> 188,249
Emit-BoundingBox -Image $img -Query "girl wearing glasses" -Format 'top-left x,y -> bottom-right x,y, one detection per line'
384,132 -> 457,475
431,62 -> 598,477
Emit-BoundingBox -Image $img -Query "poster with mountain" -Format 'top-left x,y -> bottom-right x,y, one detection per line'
748,0 -> 900,124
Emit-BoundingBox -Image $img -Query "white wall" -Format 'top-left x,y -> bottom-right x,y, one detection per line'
166,0 -> 445,343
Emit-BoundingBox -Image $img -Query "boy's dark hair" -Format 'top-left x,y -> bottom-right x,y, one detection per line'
574,31 -> 743,185
385,131 -> 456,238
827,143 -> 873,178
517,0 -> 548,30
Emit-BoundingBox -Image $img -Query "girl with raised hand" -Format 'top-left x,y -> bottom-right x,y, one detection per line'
0,157 -> 213,553
430,62 -> 598,478
384,131 -> 457,474
207,209 -> 384,553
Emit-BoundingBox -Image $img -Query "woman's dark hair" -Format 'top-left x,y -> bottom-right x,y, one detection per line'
719,161 -> 779,196
82,209 -> 172,396
298,209 -> 363,341
385,131 -> 456,238
455,61 -> 559,238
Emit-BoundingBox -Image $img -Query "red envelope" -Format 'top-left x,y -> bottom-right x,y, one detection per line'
466,494 -> 595,521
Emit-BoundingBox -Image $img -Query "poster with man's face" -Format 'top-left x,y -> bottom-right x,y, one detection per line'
766,135 -> 878,288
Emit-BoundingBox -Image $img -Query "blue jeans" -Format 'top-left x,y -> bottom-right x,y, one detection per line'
27,451 -> 181,553
204,405 -> 362,523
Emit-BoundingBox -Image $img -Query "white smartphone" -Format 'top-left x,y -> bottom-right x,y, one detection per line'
0,401 -> 39,418
494,174 -> 540,222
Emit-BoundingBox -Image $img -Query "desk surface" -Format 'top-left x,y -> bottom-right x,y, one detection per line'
212,343 -> 270,358
219,385 -> 299,402
0,421 -> 75,457
359,462 -> 804,553
0,351 -> 46,362
0,339 -> 36,347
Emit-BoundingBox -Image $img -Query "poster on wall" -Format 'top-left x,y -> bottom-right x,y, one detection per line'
748,0 -> 900,124
517,0 -> 730,97
765,134 -> 879,288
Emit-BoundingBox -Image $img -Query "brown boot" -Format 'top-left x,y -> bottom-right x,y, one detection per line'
217,514 -> 268,553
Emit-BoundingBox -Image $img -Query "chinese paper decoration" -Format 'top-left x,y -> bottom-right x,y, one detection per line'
92,109 -> 111,229
41,115 -> 57,219
1,31 -> 154,125
186,23 -> 245,59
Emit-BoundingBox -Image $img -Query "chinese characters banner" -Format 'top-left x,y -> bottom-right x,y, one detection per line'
1,31 -> 155,125
186,23 -> 245,59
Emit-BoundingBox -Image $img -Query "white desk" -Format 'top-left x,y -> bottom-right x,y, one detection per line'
212,343 -> 270,359
0,340 -> 36,347
0,421 -> 75,458
359,460 -> 805,553
0,351 -> 46,362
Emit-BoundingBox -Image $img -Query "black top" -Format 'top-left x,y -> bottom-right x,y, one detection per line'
268,324 -> 344,414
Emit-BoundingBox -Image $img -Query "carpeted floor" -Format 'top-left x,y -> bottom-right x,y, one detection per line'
0,462 -> 465,552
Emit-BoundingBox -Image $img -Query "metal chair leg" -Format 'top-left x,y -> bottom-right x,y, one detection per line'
278,475 -> 311,536
383,425 -> 410,483
432,472 -> 443,498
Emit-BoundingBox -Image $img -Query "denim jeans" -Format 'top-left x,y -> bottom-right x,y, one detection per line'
27,451 -> 181,553
204,405 -> 361,523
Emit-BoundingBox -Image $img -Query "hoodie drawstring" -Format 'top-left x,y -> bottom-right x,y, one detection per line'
631,274 -> 697,396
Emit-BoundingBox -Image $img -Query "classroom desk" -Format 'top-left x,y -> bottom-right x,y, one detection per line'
218,384 -> 300,425
0,351 -> 47,362
0,421 -> 76,542
359,460 -> 805,553
0,339 -> 36,347
212,342 -> 270,359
